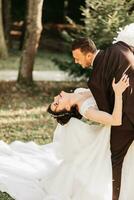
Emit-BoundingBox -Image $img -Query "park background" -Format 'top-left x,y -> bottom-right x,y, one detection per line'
0,0 -> 133,198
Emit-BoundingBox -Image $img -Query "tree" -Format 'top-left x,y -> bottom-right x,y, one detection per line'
0,0 -> 8,58
54,0 -> 134,78
81,0 -> 134,48
17,0 -> 44,85
2,0 -> 12,48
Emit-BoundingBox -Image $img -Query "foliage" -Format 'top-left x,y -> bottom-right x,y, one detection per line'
81,0 -> 134,48
0,192 -> 14,200
55,0 -> 134,77
53,55 -> 92,79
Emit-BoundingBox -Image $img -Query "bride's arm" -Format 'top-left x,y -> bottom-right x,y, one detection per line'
78,75 -> 129,126
83,98 -> 122,126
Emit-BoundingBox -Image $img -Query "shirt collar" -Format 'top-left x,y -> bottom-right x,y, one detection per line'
91,50 -> 100,66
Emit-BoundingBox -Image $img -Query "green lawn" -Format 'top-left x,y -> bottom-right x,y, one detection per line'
0,50 -> 69,71
0,80 -> 86,199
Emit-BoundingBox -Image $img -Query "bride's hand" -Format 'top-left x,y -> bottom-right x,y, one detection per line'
112,74 -> 129,95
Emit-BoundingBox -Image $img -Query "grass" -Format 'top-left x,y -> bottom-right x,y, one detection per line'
0,192 -> 13,200
0,50 -> 69,71
0,80 -> 86,199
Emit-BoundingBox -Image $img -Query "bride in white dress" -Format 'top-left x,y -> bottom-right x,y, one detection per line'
0,72 -> 130,200
0,23 -> 134,200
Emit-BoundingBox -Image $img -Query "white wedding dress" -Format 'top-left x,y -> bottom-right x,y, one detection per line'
0,88 -> 113,200
0,88 -> 133,200
0,23 -> 133,200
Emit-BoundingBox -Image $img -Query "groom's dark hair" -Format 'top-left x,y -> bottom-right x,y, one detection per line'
72,37 -> 97,54
47,105 -> 82,125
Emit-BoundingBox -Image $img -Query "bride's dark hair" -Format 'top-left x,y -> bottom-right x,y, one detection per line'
47,104 -> 82,125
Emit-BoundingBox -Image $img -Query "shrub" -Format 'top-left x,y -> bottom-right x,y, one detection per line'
54,0 -> 134,78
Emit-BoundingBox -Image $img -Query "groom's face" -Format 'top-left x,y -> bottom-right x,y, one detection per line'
72,48 -> 93,68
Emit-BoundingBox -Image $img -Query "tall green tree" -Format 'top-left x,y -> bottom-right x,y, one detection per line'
0,0 -> 8,58
18,0 -> 44,85
81,0 -> 134,48
54,0 -> 134,78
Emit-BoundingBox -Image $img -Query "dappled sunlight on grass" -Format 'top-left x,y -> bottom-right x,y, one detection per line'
0,80 -> 86,199
0,106 -> 56,144
0,106 -> 47,118
0,81 -> 86,145
0,104 -> 57,144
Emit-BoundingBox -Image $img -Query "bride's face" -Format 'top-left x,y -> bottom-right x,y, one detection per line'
51,91 -> 72,112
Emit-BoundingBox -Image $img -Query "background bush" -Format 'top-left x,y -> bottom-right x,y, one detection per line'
54,0 -> 134,78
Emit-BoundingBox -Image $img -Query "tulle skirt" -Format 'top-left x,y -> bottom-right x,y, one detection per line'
0,118 -> 133,200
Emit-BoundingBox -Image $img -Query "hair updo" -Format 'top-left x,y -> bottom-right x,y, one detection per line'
72,37 -> 97,54
47,104 -> 82,125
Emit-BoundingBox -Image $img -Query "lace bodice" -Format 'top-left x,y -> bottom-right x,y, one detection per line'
74,88 -> 98,118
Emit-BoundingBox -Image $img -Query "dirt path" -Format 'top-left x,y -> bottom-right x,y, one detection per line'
0,70 -> 74,81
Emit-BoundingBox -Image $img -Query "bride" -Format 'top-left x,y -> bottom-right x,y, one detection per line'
0,73 -> 130,200
0,23 -> 134,200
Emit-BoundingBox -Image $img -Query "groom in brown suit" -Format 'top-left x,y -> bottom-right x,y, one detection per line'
72,38 -> 134,200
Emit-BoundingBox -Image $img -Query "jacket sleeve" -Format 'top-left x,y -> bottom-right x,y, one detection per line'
108,42 -> 134,126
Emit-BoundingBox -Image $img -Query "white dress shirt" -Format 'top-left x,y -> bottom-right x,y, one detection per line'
91,50 -> 100,66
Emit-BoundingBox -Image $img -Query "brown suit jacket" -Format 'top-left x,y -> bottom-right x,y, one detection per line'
88,41 -> 134,165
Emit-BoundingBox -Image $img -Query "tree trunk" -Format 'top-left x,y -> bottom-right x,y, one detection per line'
2,0 -> 12,48
17,0 -> 43,85
0,0 -> 8,58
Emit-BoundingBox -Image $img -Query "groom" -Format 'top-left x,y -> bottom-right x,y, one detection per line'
72,37 -> 134,200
